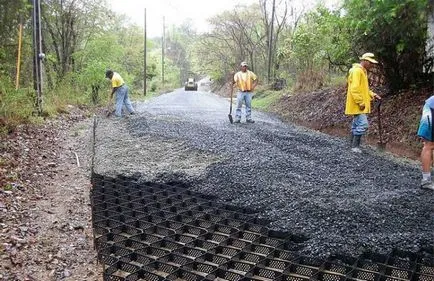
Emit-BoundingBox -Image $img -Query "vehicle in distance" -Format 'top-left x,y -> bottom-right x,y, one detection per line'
184,78 -> 198,91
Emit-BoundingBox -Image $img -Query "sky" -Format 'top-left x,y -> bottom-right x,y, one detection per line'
108,0 -> 341,37
108,0 -> 257,37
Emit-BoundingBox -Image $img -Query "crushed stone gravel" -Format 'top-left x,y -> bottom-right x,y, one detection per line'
93,89 -> 434,258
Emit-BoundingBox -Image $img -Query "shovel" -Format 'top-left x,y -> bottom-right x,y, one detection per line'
105,100 -> 114,117
228,84 -> 234,124
375,99 -> 386,150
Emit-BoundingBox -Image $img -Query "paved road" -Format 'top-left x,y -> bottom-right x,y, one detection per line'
94,88 -> 434,258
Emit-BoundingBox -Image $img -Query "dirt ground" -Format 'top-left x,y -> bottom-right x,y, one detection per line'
0,85 -> 431,280
0,109 -> 102,280
271,86 -> 432,160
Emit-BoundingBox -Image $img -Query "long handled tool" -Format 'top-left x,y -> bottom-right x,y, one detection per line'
105,99 -> 114,117
376,99 -> 386,150
228,84 -> 234,124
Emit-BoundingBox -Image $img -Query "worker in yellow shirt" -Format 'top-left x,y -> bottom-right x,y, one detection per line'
105,70 -> 135,117
233,61 -> 258,123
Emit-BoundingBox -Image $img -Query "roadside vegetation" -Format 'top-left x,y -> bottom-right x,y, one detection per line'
0,0 -> 433,149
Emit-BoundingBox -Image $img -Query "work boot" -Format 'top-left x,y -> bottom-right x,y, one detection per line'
246,119 -> 255,123
234,120 -> 241,123
351,135 -> 362,153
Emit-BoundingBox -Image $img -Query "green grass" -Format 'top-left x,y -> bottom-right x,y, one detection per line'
252,90 -> 285,110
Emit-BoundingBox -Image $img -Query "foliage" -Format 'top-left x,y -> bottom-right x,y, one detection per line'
252,88 -> 283,110
343,0 -> 431,91
277,6 -> 351,91
192,4 -> 268,84
0,76 -> 36,135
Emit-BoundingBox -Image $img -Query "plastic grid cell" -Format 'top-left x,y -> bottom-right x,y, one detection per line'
196,253 -> 230,267
232,230 -> 262,243
136,246 -> 171,260
186,239 -> 219,252
158,253 -> 194,267
247,266 -> 282,281
416,262 -> 434,276
150,239 -> 184,252
243,243 -> 275,257
93,218 -> 124,230
208,224 -> 239,236
283,256 -> 322,279
176,225 -> 208,238
166,268 -> 209,281
315,270 -> 347,281
142,261 -> 179,278
268,249 -> 298,263
119,252 -> 155,268
412,273 -> 434,281
179,209 -> 208,219
169,214 -> 196,224
191,218 -> 216,229
117,239 -> 147,251
104,260 -> 141,280
254,235 -> 285,248
383,266 -> 413,280
130,232 -> 161,245
199,232 -> 229,245
167,233 -> 197,245
198,213 -> 225,224
220,260 -> 256,274
218,218 -> 246,229
321,260 -> 354,276
232,251 -> 265,265
157,220 -> 185,231
220,237 -> 251,250
348,269 -> 381,281
98,244 -> 133,261
209,246 -> 240,259
173,246 -> 207,259
111,225 -> 143,237
124,270 -> 165,281
95,233 -> 128,249
144,225 -> 176,238
181,261 -> 218,277
208,268 -> 245,281
258,257 -> 291,272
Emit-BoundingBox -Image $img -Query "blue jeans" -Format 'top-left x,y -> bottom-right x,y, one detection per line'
115,85 -> 134,117
235,91 -> 253,121
351,114 -> 369,136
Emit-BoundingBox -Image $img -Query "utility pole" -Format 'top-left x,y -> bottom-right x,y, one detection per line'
267,0 -> 276,84
144,8 -> 147,96
32,0 -> 44,115
162,16 -> 165,87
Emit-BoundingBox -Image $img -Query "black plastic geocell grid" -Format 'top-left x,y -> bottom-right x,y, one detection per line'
90,173 -> 434,281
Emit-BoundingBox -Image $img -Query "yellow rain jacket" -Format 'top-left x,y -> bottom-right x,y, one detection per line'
345,63 -> 375,115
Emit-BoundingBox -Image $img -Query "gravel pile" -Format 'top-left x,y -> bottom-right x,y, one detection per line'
93,89 -> 434,258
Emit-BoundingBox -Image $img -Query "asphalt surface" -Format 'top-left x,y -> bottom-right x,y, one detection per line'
93,85 -> 434,258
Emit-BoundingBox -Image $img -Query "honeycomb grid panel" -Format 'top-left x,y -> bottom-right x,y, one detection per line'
91,174 -> 434,281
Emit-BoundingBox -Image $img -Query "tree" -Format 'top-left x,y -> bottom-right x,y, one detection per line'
41,0 -> 109,86
344,0 -> 431,91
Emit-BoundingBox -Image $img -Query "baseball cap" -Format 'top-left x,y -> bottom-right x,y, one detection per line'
359,53 -> 378,64
240,61 -> 248,67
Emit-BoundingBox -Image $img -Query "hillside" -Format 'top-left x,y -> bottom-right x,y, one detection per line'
268,86 -> 433,160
